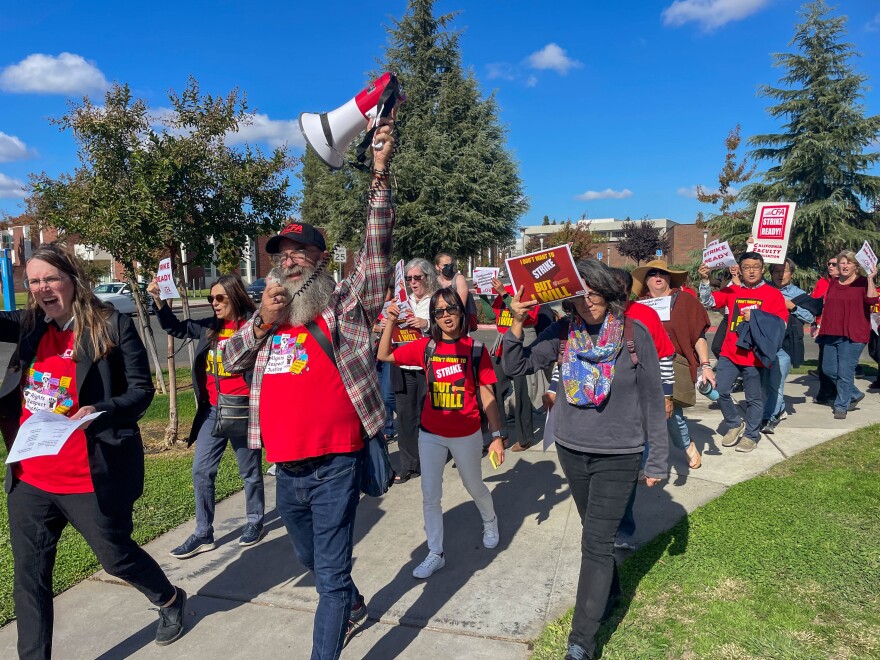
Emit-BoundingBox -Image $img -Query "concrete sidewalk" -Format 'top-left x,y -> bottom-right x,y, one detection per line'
1,373 -> 876,659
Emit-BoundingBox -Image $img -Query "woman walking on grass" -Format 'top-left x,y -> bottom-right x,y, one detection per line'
378,288 -> 506,579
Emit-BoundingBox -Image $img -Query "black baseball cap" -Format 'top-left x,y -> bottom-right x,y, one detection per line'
266,221 -> 327,253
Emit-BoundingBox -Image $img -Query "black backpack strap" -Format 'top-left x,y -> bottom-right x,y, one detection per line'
423,339 -> 436,387
471,339 -> 484,386
305,320 -> 335,363
623,317 -> 639,366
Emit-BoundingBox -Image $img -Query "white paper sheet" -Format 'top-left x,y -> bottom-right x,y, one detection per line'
6,411 -> 105,464
635,296 -> 672,322
156,258 -> 181,300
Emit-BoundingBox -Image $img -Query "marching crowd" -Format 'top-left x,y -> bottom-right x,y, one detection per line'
2,112 -> 878,660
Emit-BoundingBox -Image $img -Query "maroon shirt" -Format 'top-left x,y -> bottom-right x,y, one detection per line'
818,276 -> 879,344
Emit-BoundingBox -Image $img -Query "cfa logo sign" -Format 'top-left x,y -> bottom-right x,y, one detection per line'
756,205 -> 790,239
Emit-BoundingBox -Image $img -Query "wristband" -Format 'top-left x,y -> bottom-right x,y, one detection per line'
491,430 -> 503,438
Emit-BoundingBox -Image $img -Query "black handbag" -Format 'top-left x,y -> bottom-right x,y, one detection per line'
211,348 -> 249,440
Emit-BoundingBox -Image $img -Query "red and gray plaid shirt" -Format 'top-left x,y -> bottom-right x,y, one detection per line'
222,188 -> 394,451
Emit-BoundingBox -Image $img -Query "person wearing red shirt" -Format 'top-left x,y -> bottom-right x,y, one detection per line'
149,274 -> 265,558
378,289 -> 506,580
0,244 -> 185,655
810,257 -> 840,403
699,251 -> 789,452
817,250 -> 879,419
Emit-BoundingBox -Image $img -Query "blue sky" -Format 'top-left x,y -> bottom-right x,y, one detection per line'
1,0 -> 879,228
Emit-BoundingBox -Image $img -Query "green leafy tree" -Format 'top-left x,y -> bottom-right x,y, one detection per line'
542,215 -> 550,226
546,219 -> 595,260
615,218 -> 670,266
28,80 -> 294,445
738,0 -> 880,266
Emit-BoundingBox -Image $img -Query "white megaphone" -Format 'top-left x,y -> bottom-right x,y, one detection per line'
299,72 -> 401,170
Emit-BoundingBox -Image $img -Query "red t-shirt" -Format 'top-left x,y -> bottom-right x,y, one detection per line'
492,286 -> 539,334
817,276 -> 879,344
15,324 -> 93,493
625,301 -> 675,359
259,317 -> 363,462
205,320 -> 250,406
680,284 -> 697,298
393,336 -> 496,438
709,282 -> 789,366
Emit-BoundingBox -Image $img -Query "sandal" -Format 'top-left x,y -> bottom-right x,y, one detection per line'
685,443 -> 702,469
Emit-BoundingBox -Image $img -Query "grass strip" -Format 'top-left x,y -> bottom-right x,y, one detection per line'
532,425 -> 880,659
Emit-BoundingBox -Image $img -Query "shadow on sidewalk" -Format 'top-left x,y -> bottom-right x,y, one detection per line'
361,458 -> 568,659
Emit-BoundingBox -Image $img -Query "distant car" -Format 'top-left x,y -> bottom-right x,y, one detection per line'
93,281 -> 150,315
246,278 -> 266,304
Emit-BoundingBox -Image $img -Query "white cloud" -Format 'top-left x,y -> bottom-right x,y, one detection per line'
0,173 -> 27,199
225,113 -> 304,149
525,75 -> 538,87
677,184 -> 737,198
0,132 -> 35,162
525,43 -> 582,75
575,188 -> 633,201
662,0 -> 770,31
486,62 -> 517,81
0,52 -> 109,94
866,12 -> 880,32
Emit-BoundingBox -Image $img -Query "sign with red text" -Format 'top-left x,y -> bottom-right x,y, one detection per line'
505,245 -> 586,304
750,202 -> 796,264
156,258 -> 180,300
703,240 -> 737,269
856,241 -> 878,274
393,260 -> 412,319
472,267 -> 499,295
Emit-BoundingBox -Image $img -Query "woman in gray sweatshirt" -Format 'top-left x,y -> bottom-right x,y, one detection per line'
502,259 -> 668,660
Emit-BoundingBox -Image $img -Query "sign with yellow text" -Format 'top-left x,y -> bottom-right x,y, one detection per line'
505,245 -> 586,304
391,322 -> 421,344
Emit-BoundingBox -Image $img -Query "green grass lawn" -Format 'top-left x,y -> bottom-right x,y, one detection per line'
532,425 -> 880,659
0,380 -> 260,627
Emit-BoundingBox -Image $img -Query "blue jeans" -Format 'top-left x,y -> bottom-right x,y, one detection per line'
275,452 -> 363,660
193,406 -> 265,538
667,406 -> 691,450
820,336 -> 865,413
761,349 -> 791,421
715,357 -> 765,441
376,361 -> 396,437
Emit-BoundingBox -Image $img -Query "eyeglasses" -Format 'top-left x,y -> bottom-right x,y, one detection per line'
740,265 -> 763,272
24,275 -> 68,291
827,261 -> 838,267
646,270 -> 666,278
207,294 -> 227,304
272,248 -> 314,265
433,304 -> 461,318
405,275 -> 424,282
583,290 -> 605,304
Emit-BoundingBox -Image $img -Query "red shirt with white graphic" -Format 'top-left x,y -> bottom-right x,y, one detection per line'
15,324 -> 93,493
259,316 -> 363,462
393,336 -> 496,438
204,320 -> 249,406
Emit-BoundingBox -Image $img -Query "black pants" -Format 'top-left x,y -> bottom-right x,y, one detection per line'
491,354 -> 534,445
394,369 -> 426,476
556,445 -> 641,657
8,480 -> 176,660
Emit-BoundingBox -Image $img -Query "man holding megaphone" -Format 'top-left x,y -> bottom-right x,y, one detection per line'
223,109 -> 397,658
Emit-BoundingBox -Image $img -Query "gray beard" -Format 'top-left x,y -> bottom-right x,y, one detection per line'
268,264 -> 335,327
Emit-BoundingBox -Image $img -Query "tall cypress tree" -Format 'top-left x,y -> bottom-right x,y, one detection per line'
737,0 -> 880,265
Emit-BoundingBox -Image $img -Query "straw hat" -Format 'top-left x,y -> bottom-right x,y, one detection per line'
631,260 -> 688,298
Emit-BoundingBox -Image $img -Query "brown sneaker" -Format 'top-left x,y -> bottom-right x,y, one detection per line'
735,437 -> 758,453
510,441 -> 533,452
721,422 -> 745,447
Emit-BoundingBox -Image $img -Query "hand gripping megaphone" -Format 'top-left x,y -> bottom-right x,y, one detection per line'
299,72 -> 403,170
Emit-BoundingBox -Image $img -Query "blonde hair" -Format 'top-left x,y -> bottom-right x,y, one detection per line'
24,243 -> 117,360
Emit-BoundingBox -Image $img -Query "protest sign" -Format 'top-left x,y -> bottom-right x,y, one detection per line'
505,245 -> 586,303
472,267 -> 499,295
702,241 -> 737,269
856,241 -> 877,274
393,260 -> 412,319
635,296 -> 671,322
391,323 -> 421,343
750,202 -> 796,264
156,258 -> 180,300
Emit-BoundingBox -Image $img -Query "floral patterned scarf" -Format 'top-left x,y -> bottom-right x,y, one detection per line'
561,313 -> 624,407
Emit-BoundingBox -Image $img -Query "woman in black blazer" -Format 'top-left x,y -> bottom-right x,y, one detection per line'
0,244 -> 185,658
148,274 -> 264,559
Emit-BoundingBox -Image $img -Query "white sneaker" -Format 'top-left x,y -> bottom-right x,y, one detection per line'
413,552 -> 445,579
482,517 -> 500,549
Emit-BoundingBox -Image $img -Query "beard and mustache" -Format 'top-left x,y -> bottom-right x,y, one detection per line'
267,261 -> 335,327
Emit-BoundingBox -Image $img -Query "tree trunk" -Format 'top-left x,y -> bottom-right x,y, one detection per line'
163,246 -> 180,447
129,264 -> 166,395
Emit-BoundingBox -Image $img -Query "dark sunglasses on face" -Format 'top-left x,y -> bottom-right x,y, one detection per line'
405,275 -> 424,282
207,294 -> 227,304
646,270 -> 666,278
433,304 -> 461,319
828,261 -> 838,267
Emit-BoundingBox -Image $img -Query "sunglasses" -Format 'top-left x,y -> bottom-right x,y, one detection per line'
646,270 -> 666,278
405,275 -> 424,282
828,261 -> 838,267
433,304 -> 461,319
207,294 -> 227,304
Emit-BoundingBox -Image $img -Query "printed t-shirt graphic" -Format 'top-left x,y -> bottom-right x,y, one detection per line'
708,283 -> 788,366
729,297 -> 764,332
15,324 -> 93,493
205,320 -> 249,405
492,285 -> 539,335
259,317 -> 363,463
392,336 -> 496,438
